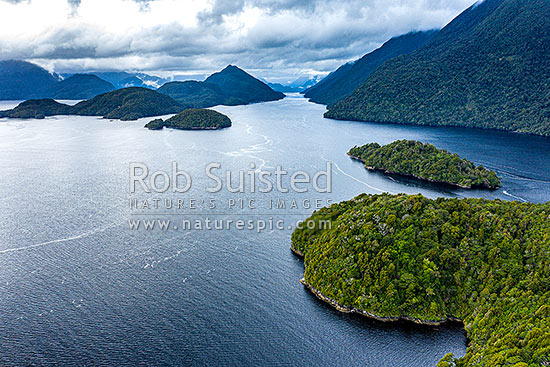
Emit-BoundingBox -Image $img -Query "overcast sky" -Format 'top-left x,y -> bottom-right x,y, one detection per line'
0,0 -> 478,82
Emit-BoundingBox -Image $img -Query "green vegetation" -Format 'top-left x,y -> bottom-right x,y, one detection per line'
291,193 -> 550,366
325,0 -> 550,136
144,118 -> 165,130
157,81 -> 228,108
146,108 -> 231,130
304,30 -> 437,106
348,140 -> 500,189
159,65 -> 284,107
1,87 -> 183,121
0,99 -> 73,118
73,87 -> 182,120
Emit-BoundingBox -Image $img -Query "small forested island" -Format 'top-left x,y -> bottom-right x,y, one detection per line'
291,193 -> 550,366
0,87 -> 182,121
145,108 -> 231,130
348,140 -> 501,189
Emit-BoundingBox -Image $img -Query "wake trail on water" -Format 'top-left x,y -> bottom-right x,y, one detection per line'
222,124 -> 274,170
324,157 -> 392,194
0,222 -> 120,255
502,190 -> 527,202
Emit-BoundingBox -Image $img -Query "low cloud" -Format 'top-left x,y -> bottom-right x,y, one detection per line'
0,0 -> 477,79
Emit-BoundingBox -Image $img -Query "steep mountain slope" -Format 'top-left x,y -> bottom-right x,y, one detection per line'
204,65 -> 284,104
304,30 -> 437,106
0,60 -> 59,100
157,80 -> 228,107
303,62 -> 354,98
326,0 -> 550,136
158,65 -> 284,107
52,74 -> 115,99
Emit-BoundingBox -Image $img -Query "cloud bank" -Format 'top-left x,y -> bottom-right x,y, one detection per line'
0,0 -> 477,80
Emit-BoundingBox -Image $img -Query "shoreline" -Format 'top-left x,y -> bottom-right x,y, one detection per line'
347,153 -> 498,190
299,277 -> 463,327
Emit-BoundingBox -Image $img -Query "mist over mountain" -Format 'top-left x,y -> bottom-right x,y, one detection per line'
0,60 -> 59,100
326,0 -> 550,136
52,74 -> 115,99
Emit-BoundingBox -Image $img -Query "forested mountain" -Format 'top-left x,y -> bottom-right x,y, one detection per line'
292,193 -> 550,366
0,60 -> 118,100
348,140 -> 500,189
304,30 -> 437,106
0,60 -> 59,100
0,87 -> 182,120
204,65 -> 284,104
158,65 -> 284,107
157,80 -> 228,107
325,0 -> 550,136
71,87 -> 182,120
52,74 -> 115,99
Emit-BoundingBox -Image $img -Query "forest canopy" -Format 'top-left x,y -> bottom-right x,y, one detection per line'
348,140 -> 501,189
291,193 -> 550,366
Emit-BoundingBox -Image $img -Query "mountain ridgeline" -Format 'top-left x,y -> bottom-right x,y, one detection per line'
1,65 -> 285,120
292,193 -> 550,366
0,88 -> 181,120
158,65 -> 284,108
0,60 -> 115,100
348,140 -> 501,189
304,30 -> 437,106
325,0 -> 550,136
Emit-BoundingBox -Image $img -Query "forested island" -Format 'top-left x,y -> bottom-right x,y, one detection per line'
145,108 -> 231,130
348,140 -> 501,189
291,193 -> 550,366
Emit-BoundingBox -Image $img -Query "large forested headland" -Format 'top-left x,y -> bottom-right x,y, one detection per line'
324,0 -> 550,136
348,140 -> 501,189
0,87 -> 182,121
303,30 -> 437,106
291,193 -> 550,366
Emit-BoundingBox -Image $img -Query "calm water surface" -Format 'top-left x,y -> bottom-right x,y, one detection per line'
0,95 -> 549,366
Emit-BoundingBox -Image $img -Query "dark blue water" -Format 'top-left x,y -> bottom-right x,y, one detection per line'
0,95 -> 549,366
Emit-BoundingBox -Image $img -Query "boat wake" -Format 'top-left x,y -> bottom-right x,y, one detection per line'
0,222 -> 120,255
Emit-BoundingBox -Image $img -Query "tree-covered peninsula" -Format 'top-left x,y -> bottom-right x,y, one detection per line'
145,108 -> 231,130
291,193 -> 550,366
348,140 -> 501,189
0,87 -> 182,121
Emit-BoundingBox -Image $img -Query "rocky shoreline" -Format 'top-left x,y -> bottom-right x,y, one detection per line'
299,277 -> 462,326
347,153 -> 494,190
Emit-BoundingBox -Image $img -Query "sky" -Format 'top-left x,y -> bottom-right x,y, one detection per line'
0,0 -> 478,82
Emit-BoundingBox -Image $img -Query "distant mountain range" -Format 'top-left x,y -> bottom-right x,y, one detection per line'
304,30 -> 437,106
325,0 -> 550,136
88,72 -> 169,89
266,75 -> 323,93
0,65 -> 285,120
0,60 -> 115,100
158,65 -> 284,108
